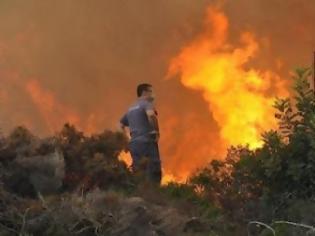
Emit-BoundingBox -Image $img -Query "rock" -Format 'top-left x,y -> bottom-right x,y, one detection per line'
183,217 -> 205,233
4,150 -> 65,197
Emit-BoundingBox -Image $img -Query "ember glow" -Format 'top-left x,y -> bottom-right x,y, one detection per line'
167,7 -> 289,149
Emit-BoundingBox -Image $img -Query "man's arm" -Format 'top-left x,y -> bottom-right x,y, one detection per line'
120,113 -> 130,139
146,109 -> 160,142
146,110 -> 159,132
120,123 -> 128,135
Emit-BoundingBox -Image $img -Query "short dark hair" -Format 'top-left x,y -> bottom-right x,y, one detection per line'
137,83 -> 152,97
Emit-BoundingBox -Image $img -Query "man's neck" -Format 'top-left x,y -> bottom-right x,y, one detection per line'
138,96 -> 147,101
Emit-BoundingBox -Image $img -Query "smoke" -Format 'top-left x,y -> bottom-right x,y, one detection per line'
223,0 -> 315,75
0,0 -> 314,180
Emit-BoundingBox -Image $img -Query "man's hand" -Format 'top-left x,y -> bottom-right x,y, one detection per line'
146,109 -> 160,141
120,123 -> 131,140
149,130 -> 160,143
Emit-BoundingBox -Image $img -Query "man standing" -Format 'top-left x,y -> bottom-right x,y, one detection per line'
120,83 -> 162,184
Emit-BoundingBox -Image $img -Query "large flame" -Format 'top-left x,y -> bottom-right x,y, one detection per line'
167,7 -> 289,149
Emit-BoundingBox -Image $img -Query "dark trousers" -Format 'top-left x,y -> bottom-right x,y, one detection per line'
128,140 -> 162,184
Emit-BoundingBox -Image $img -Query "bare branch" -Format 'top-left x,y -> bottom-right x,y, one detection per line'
248,221 -> 275,236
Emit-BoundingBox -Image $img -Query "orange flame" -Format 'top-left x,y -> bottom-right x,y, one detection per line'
25,79 -> 81,132
25,79 -> 105,135
167,7 -> 289,149
118,151 -> 132,167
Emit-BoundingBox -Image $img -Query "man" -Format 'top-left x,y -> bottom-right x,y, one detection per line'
120,83 -> 162,184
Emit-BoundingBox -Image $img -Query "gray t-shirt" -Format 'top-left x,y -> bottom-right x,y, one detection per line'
120,98 -> 157,142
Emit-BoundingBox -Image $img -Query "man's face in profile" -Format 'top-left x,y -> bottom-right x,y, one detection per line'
145,86 -> 155,102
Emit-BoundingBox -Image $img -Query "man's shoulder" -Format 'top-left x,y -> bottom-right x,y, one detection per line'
135,99 -> 153,108
138,99 -> 151,106
128,100 -> 146,112
127,99 -> 155,115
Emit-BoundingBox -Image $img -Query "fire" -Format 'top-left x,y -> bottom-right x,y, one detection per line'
0,3 -> 294,184
161,172 -> 185,185
167,7 -> 289,149
25,79 -> 105,135
26,79 -> 81,132
118,151 -> 132,167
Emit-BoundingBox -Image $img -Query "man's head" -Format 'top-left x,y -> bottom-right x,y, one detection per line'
137,83 -> 154,101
